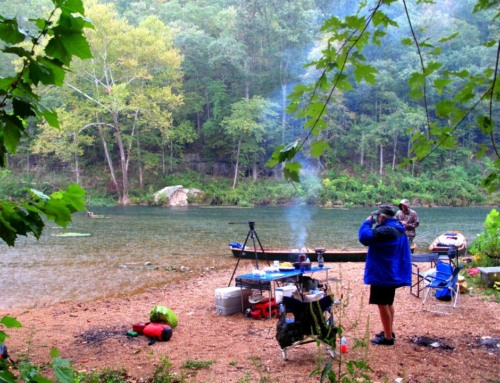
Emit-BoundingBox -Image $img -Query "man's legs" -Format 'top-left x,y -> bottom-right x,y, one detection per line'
377,304 -> 394,340
369,286 -> 396,345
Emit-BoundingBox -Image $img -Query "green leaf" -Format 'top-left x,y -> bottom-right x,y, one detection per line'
265,145 -> 285,168
0,17 -> 26,44
477,115 -> 494,134
2,46 -> 31,58
50,348 -> 61,358
353,63 -> 378,85
433,78 -> 452,94
13,98 -> 36,119
283,161 -> 302,183
0,316 -> 22,328
59,31 -> 92,59
45,36 -> 72,66
37,57 -> 66,86
53,358 -> 73,383
425,61 -> 442,75
29,189 -> 51,202
438,32 -> 459,43
0,368 -> 18,383
40,108 -> 59,128
2,115 -> 24,153
28,58 -> 56,86
0,77 -> 17,92
401,37 -> 413,46
310,141 -> 330,158
0,329 -> 6,344
55,0 -> 85,15
372,10 -> 398,28
477,144 -> 489,159
483,39 -> 497,48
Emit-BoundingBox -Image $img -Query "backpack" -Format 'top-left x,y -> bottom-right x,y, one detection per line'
435,286 -> 452,301
149,306 -> 178,329
250,297 -> 278,319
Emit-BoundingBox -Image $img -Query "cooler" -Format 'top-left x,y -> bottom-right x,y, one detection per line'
275,285 -> 297,303
214,286 -> 252,316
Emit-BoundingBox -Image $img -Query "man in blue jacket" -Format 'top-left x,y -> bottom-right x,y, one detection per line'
358,205 -> 411,346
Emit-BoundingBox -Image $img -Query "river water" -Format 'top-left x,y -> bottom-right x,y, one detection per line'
0,205 -> 493,309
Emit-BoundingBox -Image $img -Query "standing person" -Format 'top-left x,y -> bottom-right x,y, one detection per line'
395,199 -> 419,244
358,205 -> 412,346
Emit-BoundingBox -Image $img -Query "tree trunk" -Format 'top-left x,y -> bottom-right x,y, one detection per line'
252,153 -> 257,181
97,119 -> 122,202
232,138 -> 241,189
205,88 -> 210,120
162,145 -> 166,174
360,133 -> 365,167
379,144 -> 383,175
281,84 -> 287,145
170,140 -> 173,173
135,111 -> 144,189
112,113 -> 129,205
73,134 -> 80,184
392,135 -> 397,171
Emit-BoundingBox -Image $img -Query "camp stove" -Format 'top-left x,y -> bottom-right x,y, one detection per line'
314,248 -> 326,268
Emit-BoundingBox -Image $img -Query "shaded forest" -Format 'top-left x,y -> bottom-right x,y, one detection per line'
1,0 -> 499,206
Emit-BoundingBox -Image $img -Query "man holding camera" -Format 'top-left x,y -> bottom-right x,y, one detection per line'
358,205 -> 412,346
395,198 -> 419,244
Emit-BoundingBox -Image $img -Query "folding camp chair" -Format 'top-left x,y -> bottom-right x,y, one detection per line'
276,295 -> 337,360
410,253 -> 440,298
422,263 -> 464,314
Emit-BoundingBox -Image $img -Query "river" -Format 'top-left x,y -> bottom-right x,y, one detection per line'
0,205 -> 493,309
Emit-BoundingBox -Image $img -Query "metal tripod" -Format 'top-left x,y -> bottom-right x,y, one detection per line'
228,221 -> 269,286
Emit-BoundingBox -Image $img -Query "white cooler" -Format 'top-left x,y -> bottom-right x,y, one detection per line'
214,287 -> 252,316
275,284 -> 297,303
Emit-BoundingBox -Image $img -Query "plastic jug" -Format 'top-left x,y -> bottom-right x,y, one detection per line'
340,336 -> 348,353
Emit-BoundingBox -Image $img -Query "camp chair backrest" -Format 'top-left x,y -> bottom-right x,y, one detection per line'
282,295 -> 334,337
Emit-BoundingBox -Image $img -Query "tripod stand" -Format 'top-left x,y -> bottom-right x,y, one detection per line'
228,221 -> 270,286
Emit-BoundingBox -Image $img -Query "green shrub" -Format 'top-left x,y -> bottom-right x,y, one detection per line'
470,209 -> 500,260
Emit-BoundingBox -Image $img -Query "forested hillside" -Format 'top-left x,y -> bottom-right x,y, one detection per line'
1,0 -> 499,207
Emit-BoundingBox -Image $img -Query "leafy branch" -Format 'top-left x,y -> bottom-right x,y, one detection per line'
0,0 -> 93,246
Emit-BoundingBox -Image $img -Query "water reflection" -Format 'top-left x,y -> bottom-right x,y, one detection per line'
0,205 -> 493,308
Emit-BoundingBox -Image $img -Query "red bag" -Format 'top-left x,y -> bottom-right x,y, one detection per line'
143,322 -> 173,342
132,322 -> 146,334
251,298 -> 277,319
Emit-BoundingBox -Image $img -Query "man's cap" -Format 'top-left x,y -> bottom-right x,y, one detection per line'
371,205 -> 396,217
398,199 -> 410,209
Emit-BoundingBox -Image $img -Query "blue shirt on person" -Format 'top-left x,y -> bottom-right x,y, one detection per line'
358,217 -> 412,287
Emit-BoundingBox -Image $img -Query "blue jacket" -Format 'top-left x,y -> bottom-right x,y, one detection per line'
358,217 -> 412,287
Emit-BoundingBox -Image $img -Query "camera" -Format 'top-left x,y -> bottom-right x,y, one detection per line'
371,214 -> 378,224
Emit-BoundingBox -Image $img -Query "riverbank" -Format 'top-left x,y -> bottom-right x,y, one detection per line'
1,262 -> 498,382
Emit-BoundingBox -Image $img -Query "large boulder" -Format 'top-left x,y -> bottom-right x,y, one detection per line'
153,186 -> 203,206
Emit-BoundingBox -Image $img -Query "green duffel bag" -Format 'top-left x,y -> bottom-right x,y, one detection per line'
149,306 -> 178,329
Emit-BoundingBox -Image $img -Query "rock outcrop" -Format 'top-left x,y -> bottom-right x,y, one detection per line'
153,185 -> 203,206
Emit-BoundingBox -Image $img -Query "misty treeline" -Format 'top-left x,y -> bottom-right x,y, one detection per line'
0,0 -> 498,205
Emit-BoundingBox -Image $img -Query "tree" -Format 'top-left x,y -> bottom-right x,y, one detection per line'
0,0 -> 92,246
221,96 -> 278,188
63,2 -> 183,204
30,105 -> 94,184
270,0 -> 500,191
